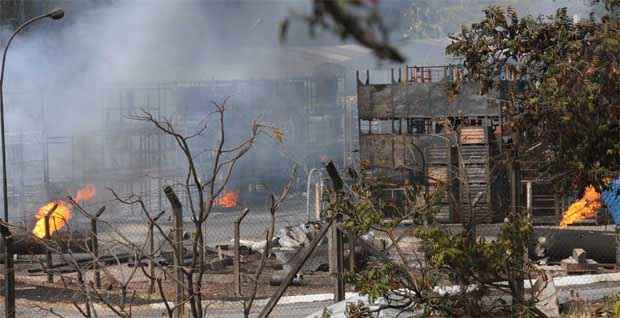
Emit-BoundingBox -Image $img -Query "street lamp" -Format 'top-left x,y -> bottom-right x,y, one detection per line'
0,8 -> 64,318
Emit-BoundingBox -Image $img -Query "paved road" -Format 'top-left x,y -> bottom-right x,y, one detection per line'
95,195 -> 310,250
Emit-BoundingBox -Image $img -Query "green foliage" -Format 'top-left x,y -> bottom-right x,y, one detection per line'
590,294 -> 620,317
329,168 -> 540,317
346,262 -> 399,303
614,298 -> 620,317
447,3 -> 619,192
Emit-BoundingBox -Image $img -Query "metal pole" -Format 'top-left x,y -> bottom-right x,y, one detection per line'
526,181 -> 532,213
314,182 -> 321,220
44,213 -> 53,284
328,217 -> 337,275
148,219 -> 155,294
348,232 -> 356,272
616,225 -> 620,265
334,214 -> 345,302
258,217 -> 335,318
234,220 -> 241,296
90,218 -> 100,288
90,207 -> 105,289
234,208 -> 249,297
164,186 -> 184,318
306,168 -> 323,222
0,10 -> 64,318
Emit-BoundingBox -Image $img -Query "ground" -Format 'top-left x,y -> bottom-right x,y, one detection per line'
0,195 -> 338,317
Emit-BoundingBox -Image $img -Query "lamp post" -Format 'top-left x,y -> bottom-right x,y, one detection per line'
0,9 -> 64,318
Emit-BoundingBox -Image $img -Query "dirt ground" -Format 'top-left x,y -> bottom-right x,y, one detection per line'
5,255 -> 341,304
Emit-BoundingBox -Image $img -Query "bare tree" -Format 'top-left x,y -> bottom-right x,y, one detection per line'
241,169 -> 296,318
120,98 -> 281,317
9,98 -> 290,318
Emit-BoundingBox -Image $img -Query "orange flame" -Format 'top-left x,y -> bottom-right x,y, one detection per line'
215,190 -> 239,208
32,184 -> 96,239
32,201 -> 72,239
74,184 -> 96,202
560,185 -> 602,228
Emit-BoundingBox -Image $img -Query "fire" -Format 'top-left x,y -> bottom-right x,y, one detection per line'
32,184 -> 96,239
215,190 -> 239,208
74,184 -> 96,202
560,185 -> 602,227
32,201 -> 72,239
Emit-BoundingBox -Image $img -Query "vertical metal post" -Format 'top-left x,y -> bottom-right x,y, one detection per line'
498,100 -> 504,153
526,181 -> 532,213
615,225 -> 620,265
1,233 -> 15,317
44,213 -> 53,284
148,219 -> 156,294
233,208 -> 249,297
328,220 -> 336,274
510,165 -> 520,215
164,186 -> 184,318
554,194 -> 560,225
234,220 -> 241,297
306,169 -> 323,222
334,214 -> 345,302
90,217 -> 100,288
314,182 -> 321,220
348,232 -> 356,272
1,13 -> 65,317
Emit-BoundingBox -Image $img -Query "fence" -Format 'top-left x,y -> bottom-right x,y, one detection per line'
1,182 -> 331,318
2,183 -> 620,318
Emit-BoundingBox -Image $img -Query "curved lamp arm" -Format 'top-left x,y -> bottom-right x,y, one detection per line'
0,8 -> 64,224
1,9 -> 64,98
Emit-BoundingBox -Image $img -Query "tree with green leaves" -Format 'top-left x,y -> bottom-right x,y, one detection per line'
447,0 -> 619,192
326,150 -> 544,317
312,1 -> 618,317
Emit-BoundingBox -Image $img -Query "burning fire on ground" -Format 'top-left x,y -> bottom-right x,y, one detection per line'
560,185 -> 602,228
214,190 -> 239,208
32,184 -> 96,239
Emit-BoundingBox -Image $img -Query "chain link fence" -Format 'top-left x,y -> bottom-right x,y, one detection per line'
2,185 -> 620,317
2,184 -> 337,318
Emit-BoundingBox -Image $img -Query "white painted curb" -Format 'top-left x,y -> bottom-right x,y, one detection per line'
149,272 -> 620,310
149,292 -> 358,310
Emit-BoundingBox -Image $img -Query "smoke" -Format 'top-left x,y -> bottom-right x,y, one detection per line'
3,1 -> 329,131
1,1 -> 341,218
4,0 -> 593,128
0,0 -> 598,219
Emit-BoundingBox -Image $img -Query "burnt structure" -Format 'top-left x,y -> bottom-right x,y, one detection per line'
173,70 -> 346,200
176,74 -> 345,198
3,67 -> 347,226
356,65 -> 508,223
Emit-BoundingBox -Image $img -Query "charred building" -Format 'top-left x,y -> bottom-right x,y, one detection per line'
355,65 -> 575,224
357,65 -> 511,223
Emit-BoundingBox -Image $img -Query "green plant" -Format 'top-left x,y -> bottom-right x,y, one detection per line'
326,166 -> 543,317
446,1 -> 619,192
